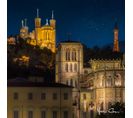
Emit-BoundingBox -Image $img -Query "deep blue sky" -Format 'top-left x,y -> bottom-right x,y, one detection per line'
8,0 -> 125,48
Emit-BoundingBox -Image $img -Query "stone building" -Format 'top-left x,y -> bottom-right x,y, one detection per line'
56,41 -> 83,87
7,78 -> 73,118
56,40 -> 125,118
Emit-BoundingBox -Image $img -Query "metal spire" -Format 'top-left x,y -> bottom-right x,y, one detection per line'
21,20 -> 24,27
52,10 -> 54,19
37,8 -> 39,18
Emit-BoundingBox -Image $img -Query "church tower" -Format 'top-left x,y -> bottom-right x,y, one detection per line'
35,9 -> 41,28
20,19 -> 29,39
56,41 -> 83,87
113,22 -> 120,52
50,10 -> 56,29
34,9 -> 41,45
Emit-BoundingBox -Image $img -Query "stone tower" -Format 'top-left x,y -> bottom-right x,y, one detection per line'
113,22 -> 120,52
56,41 -> 83,87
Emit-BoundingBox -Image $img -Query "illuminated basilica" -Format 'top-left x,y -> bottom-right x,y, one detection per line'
20,9 -> 56,53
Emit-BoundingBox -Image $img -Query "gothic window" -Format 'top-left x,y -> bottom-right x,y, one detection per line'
106,75 -> 112,87
74,63 -> 77,72
115,73 -> 122,86
70,63 -> 73,72
66,49 -> 70,61
72,49 -> 76,61
65,63 -> 68,72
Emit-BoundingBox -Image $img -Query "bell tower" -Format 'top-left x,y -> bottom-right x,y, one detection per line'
50,10 -> 56,29
35,9 -> 41,28
113,22 -> 120,52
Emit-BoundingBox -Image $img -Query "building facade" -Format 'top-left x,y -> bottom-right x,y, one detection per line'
82,59 -> 125,113
7,79 -> 73,118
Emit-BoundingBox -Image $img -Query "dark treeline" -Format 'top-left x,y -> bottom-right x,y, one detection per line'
83,44 -> 124,67
7,37 -> 55,82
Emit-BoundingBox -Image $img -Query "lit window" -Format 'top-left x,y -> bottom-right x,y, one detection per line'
53,93 -> 57,100
41,93 -> 46,100
13,110 -> 19,118
41,111 -> 46,118
28,111 -> 33,118
53,111 -> 57,118
63,111 -> 68,118
14,92 -> 18,100
28,93 -> 33,100
115,74 -> 122,86
64,93 -> 68,100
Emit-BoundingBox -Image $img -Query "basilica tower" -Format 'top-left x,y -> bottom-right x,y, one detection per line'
113,22 -> 120,52
35,9 -> 41,45
35,9 -> 41,28
20,19 -> 29,39
50,11 -> 56,29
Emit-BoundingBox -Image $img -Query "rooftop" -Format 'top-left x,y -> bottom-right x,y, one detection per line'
8,78 -> 73,88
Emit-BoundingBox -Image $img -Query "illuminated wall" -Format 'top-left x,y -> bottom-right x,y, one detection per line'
56,42 -> 83,87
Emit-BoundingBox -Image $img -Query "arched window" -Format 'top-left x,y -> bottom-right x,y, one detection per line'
74,63 -> 77,72
65,63 -> 68,72
72,49 -> 76,61
66,49 -> 70,61
70,63 -> 73,72
106,76 -> 112,87
115,73 -> 122,86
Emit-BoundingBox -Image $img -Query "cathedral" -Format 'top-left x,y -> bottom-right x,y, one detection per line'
20,9 -> 56,53
55,22 -> 125,118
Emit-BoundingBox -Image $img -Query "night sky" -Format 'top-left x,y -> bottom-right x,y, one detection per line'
8,0 -> 125,48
